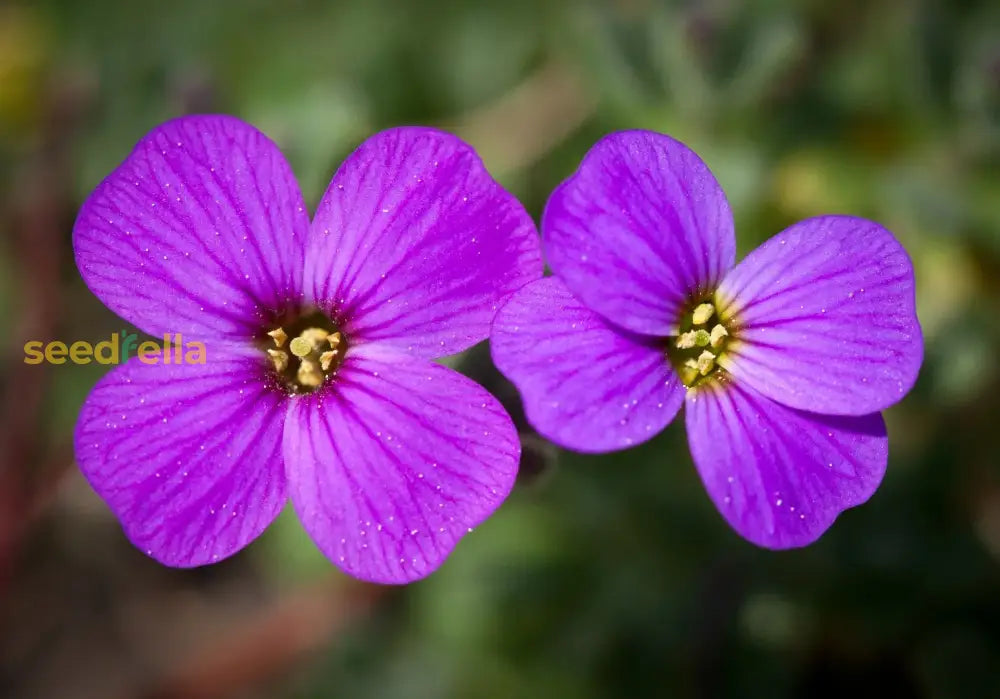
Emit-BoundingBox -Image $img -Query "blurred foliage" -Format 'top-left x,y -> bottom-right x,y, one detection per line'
2,0 -> 1000,698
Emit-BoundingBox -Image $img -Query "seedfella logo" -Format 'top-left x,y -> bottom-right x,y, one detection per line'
24,330 -> 206,365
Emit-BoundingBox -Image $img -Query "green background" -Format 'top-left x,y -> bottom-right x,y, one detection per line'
1,1 -> 998,697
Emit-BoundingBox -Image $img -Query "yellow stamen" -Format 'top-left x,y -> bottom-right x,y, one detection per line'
300,327 -> 330,347
697,350 -> 716,376
710,324 -> 728,349
297,358 -> 324,387
668,302 -> 731,387
676,331 -> 698,349
267,327 -> 288,347
266,321 -> 345,392
319,350 -> 337,371
267,349 -> 289,372
691,303 -> 715,326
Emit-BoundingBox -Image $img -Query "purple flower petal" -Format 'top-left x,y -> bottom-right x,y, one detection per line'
284,345 -> 520,583
491,277 -> 684,452
543,130 -> 735,336
685,379 -> 887,548
74,115 -> 309,339
716,216 -> 923,415
74,347 -> 288,566
305,127 -> 542,359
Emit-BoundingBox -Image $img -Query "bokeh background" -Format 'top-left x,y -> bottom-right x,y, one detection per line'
1,0 -> 999,697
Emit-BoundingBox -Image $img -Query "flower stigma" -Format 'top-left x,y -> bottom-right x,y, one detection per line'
260,310 -> 347,394
667,299 -> 731,388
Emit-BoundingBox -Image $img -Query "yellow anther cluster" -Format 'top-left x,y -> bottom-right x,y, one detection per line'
266,325 -> 343,391
676,328 -> 711,349
670,301 -> 731,386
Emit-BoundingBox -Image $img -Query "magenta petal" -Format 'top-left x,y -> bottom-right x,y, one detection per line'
543,130 -> 735,335
74,348 -> 288,566
74,115 -> 309,338
491,277 -> 684,452
717,216 -> 923,415
685,380 -> 887,548
284,346 -> 520,583
305,127 -> 542,359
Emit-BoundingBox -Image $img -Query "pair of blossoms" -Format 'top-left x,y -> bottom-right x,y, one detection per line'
74,116 -> 922,584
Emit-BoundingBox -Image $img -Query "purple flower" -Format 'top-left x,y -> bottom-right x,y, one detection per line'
491,131 -> 922,548
73,115 -> 542,582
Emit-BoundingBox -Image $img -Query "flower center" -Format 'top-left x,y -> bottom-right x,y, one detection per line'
666,300 -> 731,388
260,310 -> 347,394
